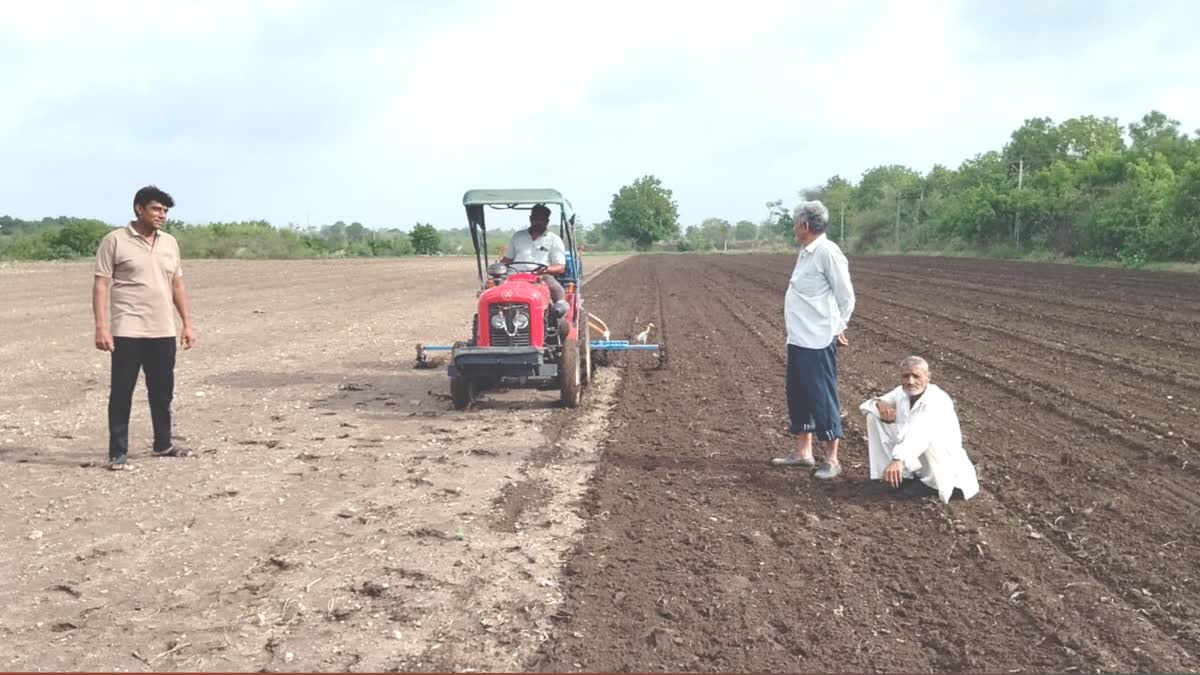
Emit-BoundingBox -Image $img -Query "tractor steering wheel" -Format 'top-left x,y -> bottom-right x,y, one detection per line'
500,261 -> 549,275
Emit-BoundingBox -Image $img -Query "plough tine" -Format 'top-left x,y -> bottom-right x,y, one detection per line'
587,312 -> 611,340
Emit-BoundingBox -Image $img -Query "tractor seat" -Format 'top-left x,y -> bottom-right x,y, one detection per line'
556,252 -> 582,285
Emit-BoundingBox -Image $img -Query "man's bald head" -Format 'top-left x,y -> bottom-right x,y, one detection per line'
900,356 -> 929,375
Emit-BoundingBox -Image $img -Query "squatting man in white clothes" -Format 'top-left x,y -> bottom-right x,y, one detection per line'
860,356 -> 980,502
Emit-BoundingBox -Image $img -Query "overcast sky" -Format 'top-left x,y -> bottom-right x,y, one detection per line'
3,0 -> 1198,231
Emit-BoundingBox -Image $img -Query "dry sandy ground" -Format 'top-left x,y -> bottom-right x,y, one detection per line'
0,255 -> 625,672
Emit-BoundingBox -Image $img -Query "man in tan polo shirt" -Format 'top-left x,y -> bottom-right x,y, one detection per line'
93,185 -> 197,470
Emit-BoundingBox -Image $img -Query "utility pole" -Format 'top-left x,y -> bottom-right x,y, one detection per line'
1014,158 -> 1024,248
840,202 -> 846,242
895,191 -> 902,252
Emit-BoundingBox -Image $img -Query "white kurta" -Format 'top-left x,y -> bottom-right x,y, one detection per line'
860,384 -> 980,502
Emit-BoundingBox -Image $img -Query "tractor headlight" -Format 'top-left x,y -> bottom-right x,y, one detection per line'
513,312 -> 530,330
490,313 -> 507,330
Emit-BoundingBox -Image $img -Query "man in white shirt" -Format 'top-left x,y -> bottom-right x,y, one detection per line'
771,201 -> 855,479
500,203 -> 568,303
860,356 -> 980,502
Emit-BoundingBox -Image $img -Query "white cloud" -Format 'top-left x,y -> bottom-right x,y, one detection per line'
1,0 -> 1198,229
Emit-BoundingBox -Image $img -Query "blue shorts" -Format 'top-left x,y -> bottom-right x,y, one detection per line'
786,342 -> 843,441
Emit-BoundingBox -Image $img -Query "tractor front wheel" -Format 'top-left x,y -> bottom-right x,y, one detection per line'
450,374 -> 475,410
560,338 -> 582,408
450,341 -> 475,410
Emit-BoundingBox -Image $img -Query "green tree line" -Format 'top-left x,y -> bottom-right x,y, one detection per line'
800,110 -> 1200,264
0,216 -> 454,260
586,177 -> 794,252
0,214 -> 562,261
585,110 -> 1200,263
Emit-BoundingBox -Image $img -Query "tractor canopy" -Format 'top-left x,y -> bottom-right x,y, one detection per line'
462,188 -> 580,287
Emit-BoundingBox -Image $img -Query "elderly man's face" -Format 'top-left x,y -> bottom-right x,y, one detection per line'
901,364 -> 930,398
793,216 -> 810,243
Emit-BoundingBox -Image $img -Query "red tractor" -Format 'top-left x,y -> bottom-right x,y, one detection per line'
433,189 -> 593,409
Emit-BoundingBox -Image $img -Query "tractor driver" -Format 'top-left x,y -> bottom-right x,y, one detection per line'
500,203 -> 567,304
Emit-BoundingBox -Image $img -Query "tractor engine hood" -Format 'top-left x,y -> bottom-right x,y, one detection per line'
479,275 -> 550,308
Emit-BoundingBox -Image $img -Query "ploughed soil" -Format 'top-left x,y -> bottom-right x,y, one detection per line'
534,254 -> 1200,673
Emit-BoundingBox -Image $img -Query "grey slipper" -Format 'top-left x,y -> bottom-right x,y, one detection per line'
812,462 -> 842,479
771,453 -> 817,467
153,446 -> 191,458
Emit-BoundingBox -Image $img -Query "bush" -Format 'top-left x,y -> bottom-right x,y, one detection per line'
49,244 -> 81,260
409,224 -> 441,255
47,220 -> 113,257
0,233 -> 53,260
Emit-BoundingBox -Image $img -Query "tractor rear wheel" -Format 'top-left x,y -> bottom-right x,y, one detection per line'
560,338 -> 581,408
581,321 -> 593,386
